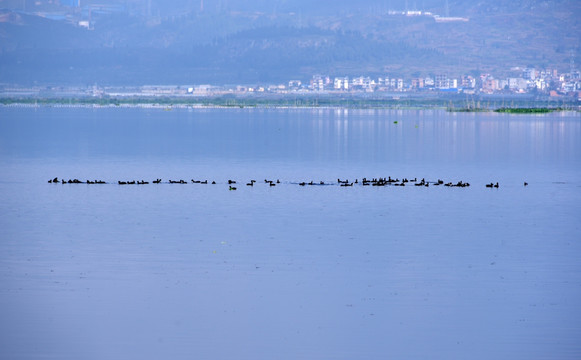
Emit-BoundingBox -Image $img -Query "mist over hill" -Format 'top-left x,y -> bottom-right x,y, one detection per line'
0,0 -> 579,85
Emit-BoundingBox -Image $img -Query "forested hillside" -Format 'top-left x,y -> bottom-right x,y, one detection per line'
0,0 -> 578,85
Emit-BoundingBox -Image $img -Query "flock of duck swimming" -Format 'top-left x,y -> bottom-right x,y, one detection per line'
48,177 -> 523,189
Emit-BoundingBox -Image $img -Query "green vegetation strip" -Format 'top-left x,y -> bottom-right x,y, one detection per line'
494,107 -> 559,114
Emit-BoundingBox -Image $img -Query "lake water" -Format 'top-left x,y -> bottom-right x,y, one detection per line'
1,107 -> 580,360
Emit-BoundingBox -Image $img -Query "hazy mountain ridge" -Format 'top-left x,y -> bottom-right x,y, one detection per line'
0,0 -> 578,85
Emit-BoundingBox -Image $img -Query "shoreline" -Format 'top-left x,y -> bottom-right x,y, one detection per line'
0,102 -> 451,110
1,104 -> 578,113
1,98 -> 579,112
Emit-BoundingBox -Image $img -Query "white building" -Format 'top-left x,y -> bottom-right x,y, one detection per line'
334,77 -> 349,90
311,75 -> 326,91
288,80 -> 302,89
523,68 -> 536,80
352,76 -> 372,90
397,79 -> 404,90
435,74 -> 448,89
534,78 -> 546,90
508,78 -> 528,91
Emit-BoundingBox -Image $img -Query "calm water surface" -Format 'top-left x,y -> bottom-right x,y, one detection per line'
0,107 -> 580,360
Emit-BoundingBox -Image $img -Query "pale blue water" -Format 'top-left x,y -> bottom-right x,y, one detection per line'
1,107 -> 580,360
